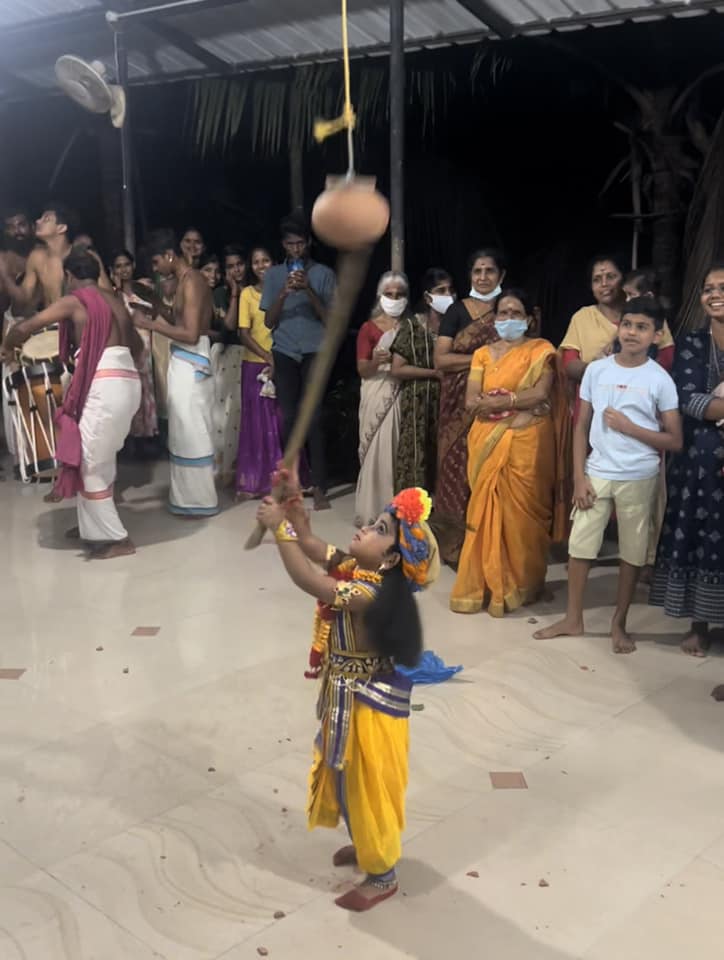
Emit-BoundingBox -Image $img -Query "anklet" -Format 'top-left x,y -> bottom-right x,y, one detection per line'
366,870 -> 397,891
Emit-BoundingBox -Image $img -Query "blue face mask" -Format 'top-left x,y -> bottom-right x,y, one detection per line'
494,319 -> 528,342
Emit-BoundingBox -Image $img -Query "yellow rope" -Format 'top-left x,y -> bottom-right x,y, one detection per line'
313,0 -> 356,173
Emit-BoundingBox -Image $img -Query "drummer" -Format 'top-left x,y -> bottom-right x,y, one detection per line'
0,203 -> 76,311
1,249 -> 144,559
1,205 -> 36,466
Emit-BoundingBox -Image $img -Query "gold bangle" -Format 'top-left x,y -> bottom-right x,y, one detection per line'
274,520 -> 298,543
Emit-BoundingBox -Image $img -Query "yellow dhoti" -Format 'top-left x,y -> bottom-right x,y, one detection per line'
307,701 -> 408,876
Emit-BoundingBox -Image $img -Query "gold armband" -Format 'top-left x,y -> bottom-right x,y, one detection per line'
274,520 -> 298,543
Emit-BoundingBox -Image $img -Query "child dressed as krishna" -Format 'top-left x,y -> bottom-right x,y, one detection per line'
256,483 -> 439,911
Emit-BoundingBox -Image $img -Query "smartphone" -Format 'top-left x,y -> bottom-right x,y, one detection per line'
287,259 -> 304,274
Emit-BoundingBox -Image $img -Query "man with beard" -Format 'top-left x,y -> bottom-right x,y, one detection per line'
1,206 -> 35,312
1,206 -> 36,462
0,203 -> 76,312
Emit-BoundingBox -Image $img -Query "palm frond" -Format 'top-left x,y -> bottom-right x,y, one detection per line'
190,77 -> 248,158
250,79 -> 288,156
355,66 -> 387,148
679,109 -> 724,332
470,40 -> 512,91
600,155 -> 632,197
671,63 -> 724,120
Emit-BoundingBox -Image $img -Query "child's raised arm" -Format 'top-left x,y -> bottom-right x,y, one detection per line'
283,496 -> 336,567
257,499 -> 371,611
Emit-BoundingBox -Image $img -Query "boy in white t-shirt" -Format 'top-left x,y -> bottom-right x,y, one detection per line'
535,298 -> 682,653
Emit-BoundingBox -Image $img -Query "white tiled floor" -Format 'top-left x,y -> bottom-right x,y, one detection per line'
1,457 -> 724,959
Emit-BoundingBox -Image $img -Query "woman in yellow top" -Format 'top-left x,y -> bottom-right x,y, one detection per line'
451,290 -> 570,617
560,254 -> 674,423
234,247 -> 284,500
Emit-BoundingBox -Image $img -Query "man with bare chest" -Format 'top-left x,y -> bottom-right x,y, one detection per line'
0,204 -> 77,313
1,250 -> 143,558
1,206 -> 36,462
137,229 -> 218,517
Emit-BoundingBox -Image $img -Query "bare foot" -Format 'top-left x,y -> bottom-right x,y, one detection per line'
89,538 -> 136,560
711,685 -> 724,701
533,618 -> 584,640
65,526 -> 80,540
235,492 -> 254,503
612,623 -> 636,654
44,489 -> 62,504
333,845 -> 357,867
334,878 -> 398,912
681,630 -> 709,658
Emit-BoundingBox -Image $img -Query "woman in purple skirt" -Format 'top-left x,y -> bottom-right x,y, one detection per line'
235,247 -> 283,501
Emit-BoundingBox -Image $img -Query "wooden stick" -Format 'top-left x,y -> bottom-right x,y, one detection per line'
244,246 -> 371,549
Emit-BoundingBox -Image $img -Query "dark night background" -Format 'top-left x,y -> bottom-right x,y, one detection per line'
2,13 -> 724,481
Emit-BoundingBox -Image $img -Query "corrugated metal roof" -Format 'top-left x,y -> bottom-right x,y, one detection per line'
0,0 -> 99,29
0,0 -> 721,96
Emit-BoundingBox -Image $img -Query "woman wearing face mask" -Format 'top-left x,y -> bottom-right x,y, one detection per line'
450,290 -> 570,616
355,272 -> 408,526
560,255 -> 674,423
433,247 -> 504,567
390,268 -> 451,493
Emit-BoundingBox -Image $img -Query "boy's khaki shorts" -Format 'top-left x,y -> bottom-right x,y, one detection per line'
569,474 -> 659,568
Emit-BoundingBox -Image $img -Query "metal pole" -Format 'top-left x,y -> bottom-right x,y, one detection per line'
389,0 -> 404,273
113,28 -> 136,255
106,0 -> 244,24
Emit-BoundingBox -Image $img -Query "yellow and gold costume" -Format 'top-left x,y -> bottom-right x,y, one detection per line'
307,555 -> 411,878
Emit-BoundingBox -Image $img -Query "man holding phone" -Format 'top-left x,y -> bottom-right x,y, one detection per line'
262,212 -> 336,510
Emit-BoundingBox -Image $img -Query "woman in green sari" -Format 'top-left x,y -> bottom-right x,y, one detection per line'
391,268 -> 451,493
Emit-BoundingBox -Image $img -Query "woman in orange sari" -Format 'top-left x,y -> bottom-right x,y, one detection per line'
451,290 -> 570,617
433,248 -> 504,567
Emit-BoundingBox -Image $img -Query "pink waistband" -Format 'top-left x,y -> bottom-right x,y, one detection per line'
80,483 -> 114,501
93,368 -> 140,381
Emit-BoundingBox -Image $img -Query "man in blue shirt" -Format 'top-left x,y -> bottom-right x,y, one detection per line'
262,213 -> 336,510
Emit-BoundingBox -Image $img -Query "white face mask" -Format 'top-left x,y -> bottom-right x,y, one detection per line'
469,284 -> 502,303
429,294 -> 455,315
380,295 -> 408,318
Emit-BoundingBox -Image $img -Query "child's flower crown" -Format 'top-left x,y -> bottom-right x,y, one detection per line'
385,487 -> 438,591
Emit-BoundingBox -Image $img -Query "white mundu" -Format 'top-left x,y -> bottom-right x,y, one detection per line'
167,335 -> 219,517
77,346 -> 141,541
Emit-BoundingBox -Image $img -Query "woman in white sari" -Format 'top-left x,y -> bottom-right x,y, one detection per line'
354,272 -> 408,526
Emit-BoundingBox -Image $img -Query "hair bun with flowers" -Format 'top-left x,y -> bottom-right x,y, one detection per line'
386,487 -> 439,591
